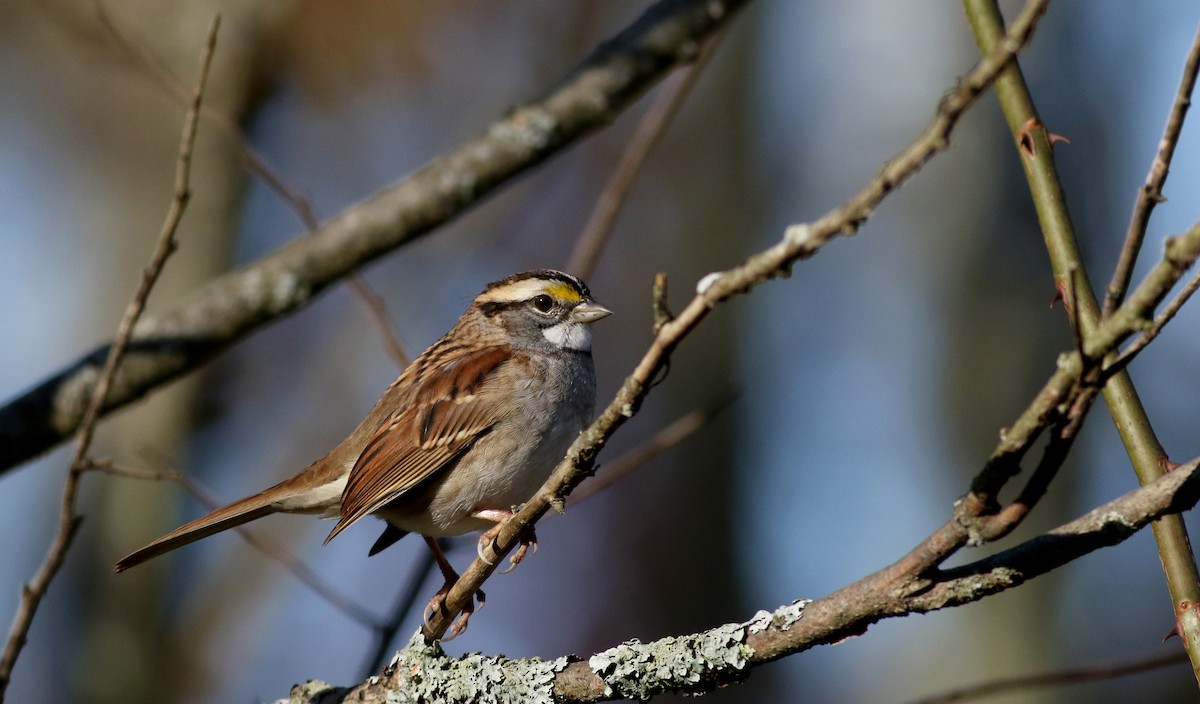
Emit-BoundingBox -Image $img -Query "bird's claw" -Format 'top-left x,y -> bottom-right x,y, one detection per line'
424,582 -> 485,642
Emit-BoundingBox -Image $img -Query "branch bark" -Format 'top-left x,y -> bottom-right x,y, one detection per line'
279,460 -> 1200,703
0,0 -> 747,474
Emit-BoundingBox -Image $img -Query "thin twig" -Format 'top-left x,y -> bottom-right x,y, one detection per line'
0,15 -> 220,699
1104,21 -> 1200,315
359,548 -> 437,679
897,651 -> 1189,704
569,395 -> 734,504
963,0 -> 1200,681
345,275 -> 410,369
1106,262 -> 1200,374
566,31 -> 724,280
423,0 -> 1052,642
98,1 -> 411,370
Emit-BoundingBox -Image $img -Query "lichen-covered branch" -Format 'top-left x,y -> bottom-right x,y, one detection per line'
0,0 -> 747,474
280,462 -> 1200,703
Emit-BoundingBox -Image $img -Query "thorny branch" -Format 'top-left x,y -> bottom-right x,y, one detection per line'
0,15 -> 220,700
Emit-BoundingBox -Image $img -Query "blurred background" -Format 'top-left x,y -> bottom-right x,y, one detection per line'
1,1 -> 1199,702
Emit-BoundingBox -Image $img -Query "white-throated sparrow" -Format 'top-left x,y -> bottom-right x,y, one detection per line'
116,269 -> 610,631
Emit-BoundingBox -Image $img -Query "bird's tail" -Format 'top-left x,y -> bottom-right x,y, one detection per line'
113,490 -> 280,573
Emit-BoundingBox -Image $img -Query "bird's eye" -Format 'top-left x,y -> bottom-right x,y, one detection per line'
531,294 -> 554,313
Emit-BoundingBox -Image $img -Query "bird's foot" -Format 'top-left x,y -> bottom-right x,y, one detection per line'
475,520 -> 538,574
424,579 -> 485,641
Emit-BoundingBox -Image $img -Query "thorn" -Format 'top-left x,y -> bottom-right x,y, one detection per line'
1017,117 -> 1069,158
1018,117 -> 1039,158
1050,278 -> 1068,311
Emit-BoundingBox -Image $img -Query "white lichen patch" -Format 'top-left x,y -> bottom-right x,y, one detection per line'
746,599 -> 811,634
489,107 -> 557,151
384,632 -> 569,704
1098,511 -> 1138,532
695,272 -> 723,295
276,679 -> 337,704
783,223 -> 813,247
588,622 -> 753,699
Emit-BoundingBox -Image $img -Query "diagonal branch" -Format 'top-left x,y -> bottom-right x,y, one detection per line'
0,0 -> 749,474
1104,20 -> 1200,315
423,0 -> 1053,641
962,0 -> 1200,681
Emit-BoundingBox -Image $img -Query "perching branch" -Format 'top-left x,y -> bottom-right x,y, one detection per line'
282,460 -> 1200,704
0,0 -> 748,474
423,0 -> 1052,642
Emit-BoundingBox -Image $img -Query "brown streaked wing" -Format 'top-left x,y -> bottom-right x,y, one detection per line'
324,345 -> 513,542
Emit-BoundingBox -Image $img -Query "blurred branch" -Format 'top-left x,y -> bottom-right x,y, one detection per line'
358,548 -> 437,680
898,650 -> 1188,704
963,0 -> 1200,682
1104,21 -> 1200,315
102,2 -> 413,373
285,459 -> 1200,704
0,0 -> 748,474
569,395 -> 734,504
0,15 -> 219,699
344,275 -> 410,370
423,0 -> 1052,642
566,30 -> 724,280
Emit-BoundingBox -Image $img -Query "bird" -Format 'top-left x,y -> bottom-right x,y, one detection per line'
115,269 -> 611,634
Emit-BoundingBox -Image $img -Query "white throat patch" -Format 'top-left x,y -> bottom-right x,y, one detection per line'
542,321 -> 591,351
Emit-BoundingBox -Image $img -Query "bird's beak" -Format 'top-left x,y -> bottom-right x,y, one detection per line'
571,300 -> 613,324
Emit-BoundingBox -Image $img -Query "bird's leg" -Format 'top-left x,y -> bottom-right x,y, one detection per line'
471,508 -> 538,573
421,536 -> 483,640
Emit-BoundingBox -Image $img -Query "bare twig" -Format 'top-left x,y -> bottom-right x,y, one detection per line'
0,16 -> 220,699
358,548 -> 437,679
964,0 -> 1200,679
1104,21 -> 1200,315
569,396 -> 734,504
423,0 -> 1052,642
897,651 -> 1188,704
345,275 -> 410,369
566,32 -> 724,279
1106,257 -> 1200,374
98,2 -> 411,370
